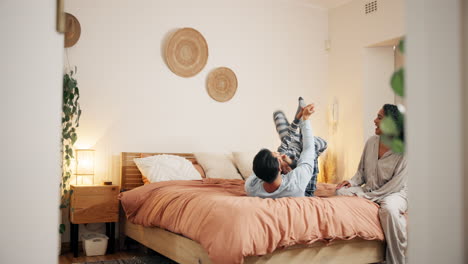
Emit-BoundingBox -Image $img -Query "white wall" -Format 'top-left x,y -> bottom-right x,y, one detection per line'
362,47 -> 395,141
64,0 -> 329,185
406,0 -> 465,263
0,1 -> 62,263
328,0 -> 405,182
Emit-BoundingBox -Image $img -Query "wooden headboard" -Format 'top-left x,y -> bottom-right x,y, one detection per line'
120,152 -> 197,192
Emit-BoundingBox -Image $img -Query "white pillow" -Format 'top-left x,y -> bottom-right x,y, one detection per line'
232,152 -> 255,180
134,154 -> 202,183
193,152 -> 243,180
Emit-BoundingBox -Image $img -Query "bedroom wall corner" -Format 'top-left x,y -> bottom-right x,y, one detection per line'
362,47 -> 395,141
327,0 -> 405,182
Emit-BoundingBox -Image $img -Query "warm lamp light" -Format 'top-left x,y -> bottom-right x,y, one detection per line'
75,149 -> 95,185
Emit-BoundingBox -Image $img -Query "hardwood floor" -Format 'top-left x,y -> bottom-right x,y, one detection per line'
59,249 -> 146,264
59,236 -> 180,264
59,239 -> 148,264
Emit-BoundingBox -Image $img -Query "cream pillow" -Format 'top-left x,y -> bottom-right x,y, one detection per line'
193,152 -> 243,180
232,152 -> 255,180
134,154 -> 202,183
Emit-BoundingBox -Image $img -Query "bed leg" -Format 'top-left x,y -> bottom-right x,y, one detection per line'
118,234 -> 126,250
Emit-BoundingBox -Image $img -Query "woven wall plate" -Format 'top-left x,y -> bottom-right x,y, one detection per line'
207,67 -> 238,102
165,28 -> 208,78
64,13 -> 81,48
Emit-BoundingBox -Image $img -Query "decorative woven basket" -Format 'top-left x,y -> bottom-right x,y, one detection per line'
165,28 -> 208,78
206,67 -> 238,102
64,13 -> 81,48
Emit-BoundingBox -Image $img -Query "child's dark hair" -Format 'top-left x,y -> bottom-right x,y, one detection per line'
252,149 -> 280,183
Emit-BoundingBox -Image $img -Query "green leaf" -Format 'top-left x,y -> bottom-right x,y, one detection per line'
391,139 -> 405,154
393,70 -> 405,95
61,71 -> 81,208
67,80 -> 75,90
380,117 -> 398,135
398,39 -> 405,53
391,68 -> 405,97
59,224 -> 66,234
64,107 -> 72,116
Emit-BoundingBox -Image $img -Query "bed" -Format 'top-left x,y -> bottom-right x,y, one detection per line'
119,152 -> 385,264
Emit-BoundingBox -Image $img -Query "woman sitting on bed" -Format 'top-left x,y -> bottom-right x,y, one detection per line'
336,104 -> 407,264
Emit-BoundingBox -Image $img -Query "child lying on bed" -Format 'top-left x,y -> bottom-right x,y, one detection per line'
273,97 -> 328,197
245,101 -> 327,198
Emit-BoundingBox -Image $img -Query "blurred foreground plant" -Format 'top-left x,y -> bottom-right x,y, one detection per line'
380,39 -> 405,154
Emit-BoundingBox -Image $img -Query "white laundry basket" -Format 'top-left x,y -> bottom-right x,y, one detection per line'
81,232 -> 109,256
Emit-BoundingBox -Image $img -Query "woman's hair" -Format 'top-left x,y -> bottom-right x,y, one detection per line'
383,104 -> 404,142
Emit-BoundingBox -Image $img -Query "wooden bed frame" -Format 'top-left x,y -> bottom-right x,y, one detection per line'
120,152 -> 384,264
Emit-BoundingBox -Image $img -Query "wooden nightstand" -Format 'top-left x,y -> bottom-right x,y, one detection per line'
70,185 -> 119,258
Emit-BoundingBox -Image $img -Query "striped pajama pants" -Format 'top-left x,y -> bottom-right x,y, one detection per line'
274,111 -> 328,196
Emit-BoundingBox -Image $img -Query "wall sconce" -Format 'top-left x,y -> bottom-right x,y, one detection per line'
75,149 -> 95,185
